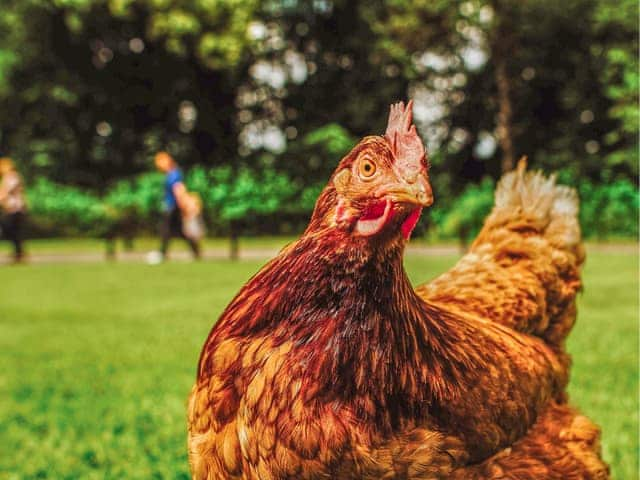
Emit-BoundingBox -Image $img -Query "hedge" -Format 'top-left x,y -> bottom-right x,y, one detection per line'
23,171 -> 639,241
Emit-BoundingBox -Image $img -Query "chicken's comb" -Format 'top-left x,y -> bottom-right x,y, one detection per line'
384,100 -> 427,173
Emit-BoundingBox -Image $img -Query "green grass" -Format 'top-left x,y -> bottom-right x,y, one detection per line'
566,252 -> 639,477
0,250 -> 637,479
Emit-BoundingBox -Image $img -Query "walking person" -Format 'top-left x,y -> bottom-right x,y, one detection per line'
0,157 -> 27,263
154,151 -> 201,261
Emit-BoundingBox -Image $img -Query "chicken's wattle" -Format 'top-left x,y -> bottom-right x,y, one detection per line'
355,198 -> 394,236
401,207 -> 423,239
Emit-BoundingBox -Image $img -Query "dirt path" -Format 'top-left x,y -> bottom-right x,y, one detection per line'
2,245 -> 461,265
1,243 -> 636,265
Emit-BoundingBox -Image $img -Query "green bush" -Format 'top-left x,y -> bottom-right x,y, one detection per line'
27,178 -> 109,236
433,178 -> 496,244
186,165 -> 294,225
103,173 -> 164,223
432,176 -> 638,243
23,172 -> 638,241
579,179 -> 639,239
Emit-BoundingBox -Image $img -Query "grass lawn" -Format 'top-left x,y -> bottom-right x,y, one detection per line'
0,250 -> 637,479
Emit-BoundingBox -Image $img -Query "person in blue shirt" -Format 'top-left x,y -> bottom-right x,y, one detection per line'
154,151 -> 200,260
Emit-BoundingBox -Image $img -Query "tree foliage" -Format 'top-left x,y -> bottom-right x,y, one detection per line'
0,0 -> 637,239
0,0 -> 260,187
592,0 -> 639,177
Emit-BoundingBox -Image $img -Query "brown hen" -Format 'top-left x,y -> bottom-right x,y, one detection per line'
188,101 -> 608,479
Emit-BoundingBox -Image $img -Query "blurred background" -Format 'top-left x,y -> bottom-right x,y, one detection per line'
0,0 -> 637,253
0,0 -> 637,479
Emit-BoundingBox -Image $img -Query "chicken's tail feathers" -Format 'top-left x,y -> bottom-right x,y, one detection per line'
419,159 -> 583,344
487,157 -> 583,263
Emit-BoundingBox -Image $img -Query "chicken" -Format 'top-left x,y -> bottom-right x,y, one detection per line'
188,101 -> 608,479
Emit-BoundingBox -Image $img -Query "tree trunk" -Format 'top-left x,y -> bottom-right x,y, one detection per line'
491,0 -> 516,173
495,56 -> 515,173
123,234 -> 135,252
458,225 -> 470,254
229,220 -> 239,261
104,237 -> 116,261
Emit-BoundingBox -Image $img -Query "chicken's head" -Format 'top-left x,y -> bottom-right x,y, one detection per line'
309,100 -> 433,241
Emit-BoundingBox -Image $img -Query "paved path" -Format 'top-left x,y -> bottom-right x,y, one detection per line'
0,245 -> 461,265
1,243 -> 636,265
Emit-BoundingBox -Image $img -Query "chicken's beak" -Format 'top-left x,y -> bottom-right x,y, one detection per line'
382,173 -> 433,207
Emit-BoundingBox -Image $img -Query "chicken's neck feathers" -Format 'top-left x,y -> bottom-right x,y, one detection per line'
206,228 -> 479,425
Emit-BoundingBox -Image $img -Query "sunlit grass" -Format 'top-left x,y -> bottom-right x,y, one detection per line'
0,249 -> 637,478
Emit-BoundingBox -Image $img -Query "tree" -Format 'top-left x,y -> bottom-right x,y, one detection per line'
1,0 -> 636,244
352,0 -> 637,186
0,0 -> 260,187
233,1 -> 411,186
592,0 -> 639,179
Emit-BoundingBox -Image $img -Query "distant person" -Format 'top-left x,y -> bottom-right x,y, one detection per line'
154,151 -> 201,261
0,157 -> 27,263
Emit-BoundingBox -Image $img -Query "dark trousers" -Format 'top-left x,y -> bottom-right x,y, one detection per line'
1,212 -> 25,261
160,209 -> 200,259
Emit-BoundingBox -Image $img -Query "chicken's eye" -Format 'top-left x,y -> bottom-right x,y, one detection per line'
358,158 -> 377,179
